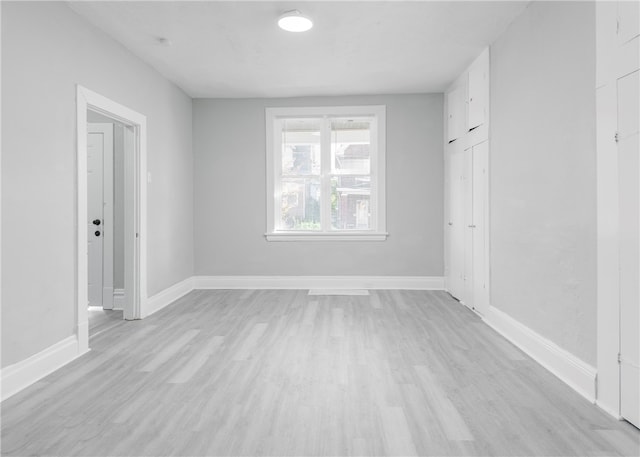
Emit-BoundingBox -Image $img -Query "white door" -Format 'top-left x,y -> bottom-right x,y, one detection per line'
87,130 -> 104,307
468,66 -> 487,131
471,141 -> 489,315
448,144 -> 465,300
463,147 -> 474,307
617,0 -> 640,46
444,149 -> 452,291
618,69 -> 640,428
447,86 -> 467,143
87,124 -> 114,309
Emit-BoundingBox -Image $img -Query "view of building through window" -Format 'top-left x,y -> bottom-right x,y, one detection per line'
266,105 -> 385,239
280,117 -> 372,231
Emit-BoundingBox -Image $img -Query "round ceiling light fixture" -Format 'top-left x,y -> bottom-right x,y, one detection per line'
278,10 -> 313,32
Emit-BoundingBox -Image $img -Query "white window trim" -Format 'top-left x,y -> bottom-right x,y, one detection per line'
265,105 -> 387,241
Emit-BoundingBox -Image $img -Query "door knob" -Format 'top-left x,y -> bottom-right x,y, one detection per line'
93,219 -> 101,226
95,230 -> 101,237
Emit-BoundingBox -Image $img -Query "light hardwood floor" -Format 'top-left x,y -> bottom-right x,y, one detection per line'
88,306 -> 124,337
2,290 -> 639,456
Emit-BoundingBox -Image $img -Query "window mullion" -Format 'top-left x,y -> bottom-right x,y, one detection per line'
320,116 -> 331,232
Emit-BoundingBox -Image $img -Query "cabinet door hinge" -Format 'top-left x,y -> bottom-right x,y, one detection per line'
615,132 -> 619,143
618,352 -> 622,364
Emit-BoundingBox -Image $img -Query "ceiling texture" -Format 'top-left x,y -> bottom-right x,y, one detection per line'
68,1 -> 530,99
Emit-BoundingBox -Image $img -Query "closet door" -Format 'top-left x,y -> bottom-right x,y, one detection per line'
447,86 -> 466,143
463,147 -> 474,307
617,0 -> 639,45
468,66 -> 487,131
471,141 -> 489,315
447,144 -> 465,300
618,69 -> 639,428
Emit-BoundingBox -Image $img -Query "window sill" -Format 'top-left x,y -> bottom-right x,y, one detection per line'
265,232 -> 388,242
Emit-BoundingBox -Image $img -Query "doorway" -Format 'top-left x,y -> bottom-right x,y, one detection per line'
86,117 -> 124,335
76,85 -> 148,353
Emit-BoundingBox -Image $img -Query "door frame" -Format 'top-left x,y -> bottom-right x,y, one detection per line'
595,1 -> 639,421
76,85 -> 147,352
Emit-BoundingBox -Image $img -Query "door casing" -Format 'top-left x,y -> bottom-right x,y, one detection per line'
76,85 -> 147,353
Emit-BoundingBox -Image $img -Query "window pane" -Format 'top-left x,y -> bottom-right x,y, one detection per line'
281,118 -> 321,175
331,118 -> 371,175
280,178 -> 321,230
331,176 -> 371,230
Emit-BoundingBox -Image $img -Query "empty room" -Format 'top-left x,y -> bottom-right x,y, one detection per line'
1,1 -> 639,456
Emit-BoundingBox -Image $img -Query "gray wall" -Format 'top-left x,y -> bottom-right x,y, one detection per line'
490,1 -> 597,365
1,2 -> 194,367
194,94 -> 443,276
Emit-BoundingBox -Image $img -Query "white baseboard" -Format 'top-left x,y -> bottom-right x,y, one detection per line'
113,288 -> 125,308
143,277 -> 195,318
192,275 -> 445,290
484,305 -> 597,402
1,335 -> 87,402
596,398 -> 622,420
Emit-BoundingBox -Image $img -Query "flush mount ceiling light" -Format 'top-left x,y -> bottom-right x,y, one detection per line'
278,10 -> 313,32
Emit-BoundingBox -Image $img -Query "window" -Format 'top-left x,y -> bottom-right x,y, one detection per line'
266,106 -> 386,241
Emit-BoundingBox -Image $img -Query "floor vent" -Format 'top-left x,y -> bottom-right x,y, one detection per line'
308,289 -> 370,296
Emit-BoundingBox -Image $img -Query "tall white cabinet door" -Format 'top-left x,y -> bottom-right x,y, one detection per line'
471,142 -> 489,316
618,69 -> 640,429
445,47 -> 490,311
447,86 -> 466,142
618,0 -> 640,45
468,66 -> 487,131
448,145 -> 466,300
463,147 -> 474,306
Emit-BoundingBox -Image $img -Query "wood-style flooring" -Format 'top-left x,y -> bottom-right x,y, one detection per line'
88,306 -> 124,337
1,290 -> 639,456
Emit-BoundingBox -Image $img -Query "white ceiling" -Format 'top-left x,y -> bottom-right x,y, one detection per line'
68,1 -> 529,99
